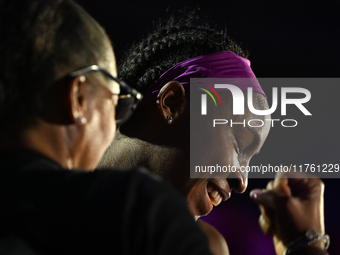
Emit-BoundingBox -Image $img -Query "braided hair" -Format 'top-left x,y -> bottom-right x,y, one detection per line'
119,13 -> 247,93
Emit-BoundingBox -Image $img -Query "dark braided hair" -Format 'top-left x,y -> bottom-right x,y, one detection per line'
119,12 -> 247,93
0,0 -> 109,129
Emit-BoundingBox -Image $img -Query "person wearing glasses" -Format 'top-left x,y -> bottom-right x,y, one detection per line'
99,13 -> 330,255
0,1 -> 213,254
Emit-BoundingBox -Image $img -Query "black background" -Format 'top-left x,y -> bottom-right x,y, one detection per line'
77,1 -> 340,254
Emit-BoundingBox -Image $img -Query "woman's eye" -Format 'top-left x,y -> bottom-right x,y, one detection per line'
234,144 -> 240,155
234,138 -> 243,155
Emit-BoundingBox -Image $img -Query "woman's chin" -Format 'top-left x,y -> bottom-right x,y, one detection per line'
189,193 -> 214,218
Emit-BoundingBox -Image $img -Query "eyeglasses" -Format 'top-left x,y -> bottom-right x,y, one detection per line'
67,65 -> 142,125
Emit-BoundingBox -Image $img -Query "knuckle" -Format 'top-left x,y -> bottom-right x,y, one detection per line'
313,178 -> 325,191
266,180 -> 274,190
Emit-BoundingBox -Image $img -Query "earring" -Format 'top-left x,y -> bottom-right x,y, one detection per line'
79,75 -> 86,82
77,116 -> 87,124
167,115 -> 173,123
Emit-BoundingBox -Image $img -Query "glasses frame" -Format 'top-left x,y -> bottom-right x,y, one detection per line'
67,65 -> 142,125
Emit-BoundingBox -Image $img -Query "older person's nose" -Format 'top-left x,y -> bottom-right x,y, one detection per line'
227,171 -> 248,193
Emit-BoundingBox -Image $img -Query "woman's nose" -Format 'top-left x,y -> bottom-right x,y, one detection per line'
227,171 -> 248,193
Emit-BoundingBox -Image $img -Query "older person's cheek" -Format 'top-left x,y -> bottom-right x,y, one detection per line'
105,102 -> 116,144
90,101 -> 116,168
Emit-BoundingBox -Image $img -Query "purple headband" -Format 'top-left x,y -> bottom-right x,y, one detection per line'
138,51 -> 266,107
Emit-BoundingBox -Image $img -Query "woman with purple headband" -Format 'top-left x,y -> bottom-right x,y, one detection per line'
100,17 -> 329,255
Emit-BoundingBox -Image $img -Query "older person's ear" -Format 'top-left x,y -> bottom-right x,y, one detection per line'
67,75 -> 88,125
156,81 -> 186,124
41,75 -> 88,125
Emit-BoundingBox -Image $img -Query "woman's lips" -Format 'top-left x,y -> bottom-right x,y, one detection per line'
207,185 -> 223,206
207,181 -> 231,207
192,180 -> 232,217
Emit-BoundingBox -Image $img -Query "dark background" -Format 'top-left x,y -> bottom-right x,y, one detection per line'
77,1 -> 340,254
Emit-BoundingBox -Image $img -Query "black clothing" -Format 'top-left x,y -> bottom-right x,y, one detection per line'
0,150 -> 211,255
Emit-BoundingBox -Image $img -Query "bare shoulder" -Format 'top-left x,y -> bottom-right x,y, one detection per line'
197,219 -> 229,255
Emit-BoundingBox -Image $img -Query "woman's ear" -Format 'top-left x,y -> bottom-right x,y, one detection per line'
156,81 -> 186,124
66,75 -> 88,125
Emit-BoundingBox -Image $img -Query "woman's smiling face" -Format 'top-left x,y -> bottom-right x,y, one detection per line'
155,92 -> 271,217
